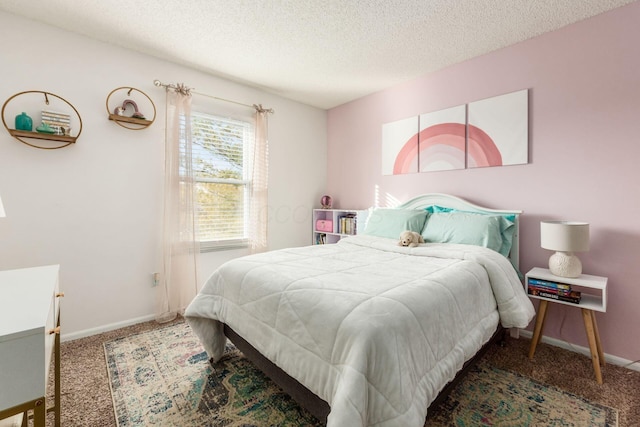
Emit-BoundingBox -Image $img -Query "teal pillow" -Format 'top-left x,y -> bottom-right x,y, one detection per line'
424,205 -> 515,256
420,212 -> 504,253
362,208 -> 429,239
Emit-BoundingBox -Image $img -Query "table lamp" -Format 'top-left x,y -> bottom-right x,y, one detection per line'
540,221 -> 589,278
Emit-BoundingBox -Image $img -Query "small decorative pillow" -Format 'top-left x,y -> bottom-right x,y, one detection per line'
362,208 -> 429,239
420,211 -> 504,253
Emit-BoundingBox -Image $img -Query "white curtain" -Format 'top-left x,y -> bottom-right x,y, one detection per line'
156,86 -> 200,323
248,106 -> 270,253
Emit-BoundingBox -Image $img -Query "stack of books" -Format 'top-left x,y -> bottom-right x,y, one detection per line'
527,277 -> 582,304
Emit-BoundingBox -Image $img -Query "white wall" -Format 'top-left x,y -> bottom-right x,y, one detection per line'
0,11 -> 327,338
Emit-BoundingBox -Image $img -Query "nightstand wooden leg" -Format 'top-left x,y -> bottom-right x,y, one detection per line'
529,300 -> 549,359
590,310 -> 605,367
582,308 -> 603,384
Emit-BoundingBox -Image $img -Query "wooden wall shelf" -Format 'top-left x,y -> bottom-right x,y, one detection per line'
108,114 -> 153,126
106,87 -> 156,130
1,90 -> 82,150
9,129 -> 77,144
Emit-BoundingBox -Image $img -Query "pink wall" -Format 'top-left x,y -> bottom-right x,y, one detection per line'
327,3 -> 640,362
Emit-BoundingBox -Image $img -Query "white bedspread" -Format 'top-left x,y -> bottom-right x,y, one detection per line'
185,235 -> 535,427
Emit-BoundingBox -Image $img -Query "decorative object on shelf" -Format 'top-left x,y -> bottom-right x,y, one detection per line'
121,99 -> 145,119
540,221 -> 590,278
1,90 -> 82,149
106,87 -> 156,130
320,195 -> 332,209
41,109 -> 71,135
14,112 -> 32,131
36,122 -> 55,134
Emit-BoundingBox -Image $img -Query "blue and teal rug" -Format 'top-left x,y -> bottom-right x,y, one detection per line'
104,322 -> 618,427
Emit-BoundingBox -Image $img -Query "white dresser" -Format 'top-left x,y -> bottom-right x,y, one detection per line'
0,265 -> 62,427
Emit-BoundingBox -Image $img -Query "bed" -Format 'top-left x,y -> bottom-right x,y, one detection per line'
185,193 -> 535,427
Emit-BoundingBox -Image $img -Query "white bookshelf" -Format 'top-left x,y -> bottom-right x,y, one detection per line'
312,209 -> 366,244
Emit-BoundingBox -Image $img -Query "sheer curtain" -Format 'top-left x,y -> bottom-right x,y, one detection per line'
156,85 -> 200,323
248,105 -> 270,254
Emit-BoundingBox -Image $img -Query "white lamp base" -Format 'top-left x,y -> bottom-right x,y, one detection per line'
549,251 -> 582,278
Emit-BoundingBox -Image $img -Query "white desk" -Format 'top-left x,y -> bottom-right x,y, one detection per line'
0,265 -> 62,427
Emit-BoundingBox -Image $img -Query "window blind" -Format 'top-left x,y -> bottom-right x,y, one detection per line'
189,112 -> 254,246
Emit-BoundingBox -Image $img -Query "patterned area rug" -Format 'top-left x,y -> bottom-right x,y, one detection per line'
104,322 -> 618,427
428,364 -> 618,427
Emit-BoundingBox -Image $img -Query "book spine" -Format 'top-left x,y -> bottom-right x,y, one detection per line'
528,284 -> 573,296
527,278 -> 571,290
344,214 -> 356,235
528,288 -> 581,304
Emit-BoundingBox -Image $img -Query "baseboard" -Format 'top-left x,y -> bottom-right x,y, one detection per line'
61,314 -> 157,342
519,329 -> 640,372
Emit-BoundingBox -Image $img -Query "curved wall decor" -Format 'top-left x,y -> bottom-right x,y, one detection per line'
1,90 -> 82,149
106,87 -> 156,130
419,105 -> 466,172
382,89 -> 528,175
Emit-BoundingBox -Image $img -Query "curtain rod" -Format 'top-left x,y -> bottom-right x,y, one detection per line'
153,80 -> 273,114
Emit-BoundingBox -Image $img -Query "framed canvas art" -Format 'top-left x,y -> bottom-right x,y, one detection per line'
382,116 -> 419,175
467,89 -> 528,168
418,104 -> 466,172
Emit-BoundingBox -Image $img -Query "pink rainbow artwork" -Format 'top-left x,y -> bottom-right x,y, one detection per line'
387,123 -> 504,174
382,89 -> 528,174
467,89 -> 528,168
418,104 -> 466,172
382,116 -> 419,175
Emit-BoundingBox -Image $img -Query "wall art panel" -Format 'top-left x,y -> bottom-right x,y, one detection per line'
382,116 -> 419,175
418,104 -> 466,172
467,89 -> 528,168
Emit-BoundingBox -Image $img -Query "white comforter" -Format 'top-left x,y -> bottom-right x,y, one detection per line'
185,235 -> 535,427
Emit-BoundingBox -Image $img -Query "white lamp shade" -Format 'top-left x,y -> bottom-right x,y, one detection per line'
540,221 -> 589,252
0,194 -> 5,218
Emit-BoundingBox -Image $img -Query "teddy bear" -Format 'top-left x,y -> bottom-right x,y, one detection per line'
398,230 -> 424,247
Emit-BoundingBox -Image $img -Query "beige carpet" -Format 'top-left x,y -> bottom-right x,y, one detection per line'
44,318 -> 639,426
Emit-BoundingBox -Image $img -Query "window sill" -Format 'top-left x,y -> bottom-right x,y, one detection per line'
200,239 -> 249,253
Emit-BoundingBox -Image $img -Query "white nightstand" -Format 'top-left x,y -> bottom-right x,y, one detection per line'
525,267 -> 608,384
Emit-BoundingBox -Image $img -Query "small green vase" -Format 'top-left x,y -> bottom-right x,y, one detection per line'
15,112 -> 33,131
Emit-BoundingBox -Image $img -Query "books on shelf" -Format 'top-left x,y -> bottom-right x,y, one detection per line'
315,233 -> 327,244
338,214 -> 357,235
528,278 -> 571,290
527,277 -> 581,304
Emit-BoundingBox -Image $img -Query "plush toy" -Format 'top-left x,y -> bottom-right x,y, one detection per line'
398,230 -> 424,247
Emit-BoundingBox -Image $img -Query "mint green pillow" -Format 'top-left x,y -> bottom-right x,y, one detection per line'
424,205 -> 515,256
420,212 -> 504,253
362,209 -> 429,239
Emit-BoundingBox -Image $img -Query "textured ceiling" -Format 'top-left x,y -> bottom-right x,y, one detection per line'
0,0 -> 635,109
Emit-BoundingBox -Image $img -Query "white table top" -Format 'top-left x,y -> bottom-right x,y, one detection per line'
0,265 -> 60,342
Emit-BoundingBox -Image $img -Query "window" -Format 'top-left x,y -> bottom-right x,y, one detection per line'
190,111 -> 255,250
